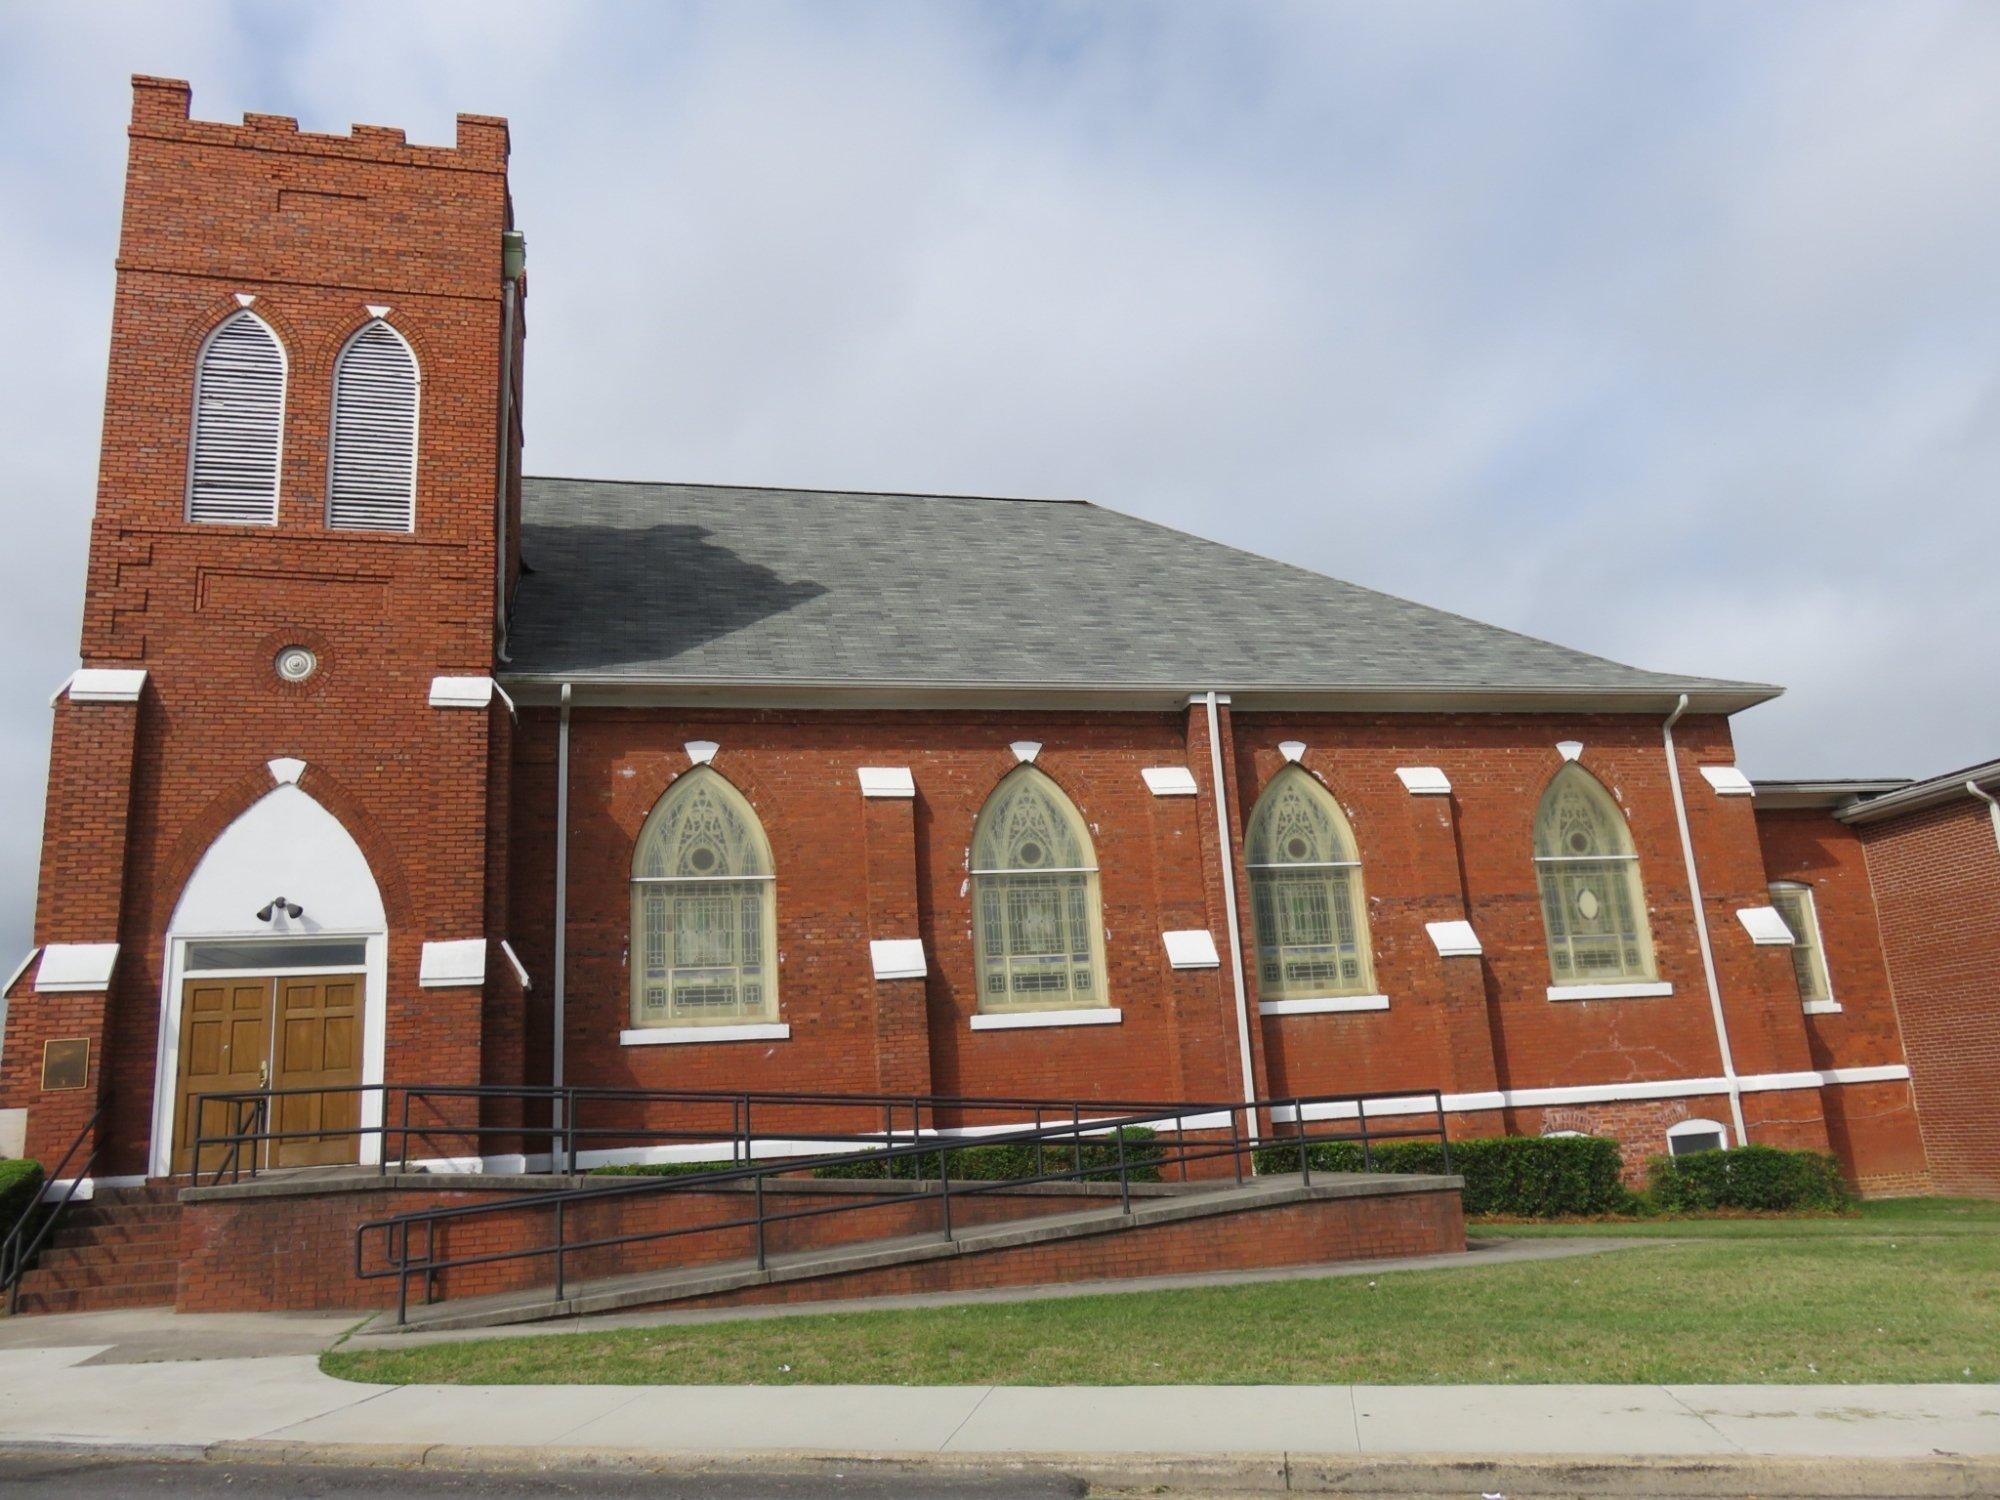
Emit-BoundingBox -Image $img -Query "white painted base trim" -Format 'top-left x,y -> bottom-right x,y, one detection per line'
970,1007 -> 1122,1032
1259,993 -> 1390,1016
621,1022 -> 791,1046
1269,1062 -> 1913,1123
1547,981 -> 1674,1001
1802,999 -> 1844,1015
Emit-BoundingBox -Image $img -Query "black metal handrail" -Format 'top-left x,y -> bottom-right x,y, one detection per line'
1,1104 -> 102,1314
187,1080 -> 1233,1188
355,1087 -> 1454,1325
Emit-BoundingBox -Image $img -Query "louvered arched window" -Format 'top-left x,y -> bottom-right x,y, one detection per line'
1533,766 -> 1656,985
328,320 -> 420,531
971,768 -> 1109,1012
1246,769 -> 1375,999
188,310 -> 286,525
630,769 -> 776,1027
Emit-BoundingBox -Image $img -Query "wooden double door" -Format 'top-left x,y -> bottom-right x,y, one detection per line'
173,974 -> 364,1175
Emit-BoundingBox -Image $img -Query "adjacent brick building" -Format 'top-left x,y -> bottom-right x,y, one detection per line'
1,79 -> 1992,1209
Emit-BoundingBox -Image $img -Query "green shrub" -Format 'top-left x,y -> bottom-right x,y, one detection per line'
1646,1145 -> 1852,1213
1254,1134 -> 1630,1217
814,1127 -> 1162,1184
0,1158 -> 44,1234
588,1160 -> 746,1178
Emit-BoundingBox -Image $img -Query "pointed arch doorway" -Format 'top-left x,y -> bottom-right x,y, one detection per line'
150,781 -> 389,1178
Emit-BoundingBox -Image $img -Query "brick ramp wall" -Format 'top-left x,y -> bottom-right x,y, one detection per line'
177,1173 -> 1465,1314
178,1175 -> 1167,1312
671,1186 -> 1467,1312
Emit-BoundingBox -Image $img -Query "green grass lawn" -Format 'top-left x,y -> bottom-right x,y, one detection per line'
322,1197 -> 2000,1388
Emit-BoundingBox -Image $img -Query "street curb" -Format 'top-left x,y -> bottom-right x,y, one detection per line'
5,1438 -> 1998,1496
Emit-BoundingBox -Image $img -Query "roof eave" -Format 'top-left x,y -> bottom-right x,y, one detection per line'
1833,759 -> 2000,825
1750,780 -> 1913,811
494,673 -> 1782,716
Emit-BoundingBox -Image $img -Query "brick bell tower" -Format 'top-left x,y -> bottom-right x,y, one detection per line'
0,78 -> 528,1180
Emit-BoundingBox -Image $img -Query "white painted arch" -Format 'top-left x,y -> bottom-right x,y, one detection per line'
148,783 -> 389,1177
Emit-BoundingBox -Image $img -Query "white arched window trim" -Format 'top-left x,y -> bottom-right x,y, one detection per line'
327,318 -> 421,532
624,769 -> 787,1045
968,766 -> 1114,1028
187,309 -> 287,526
1534,765 -> 1662,996
1666,1117 -> 1728,1156
1245,768 -> 1383,1014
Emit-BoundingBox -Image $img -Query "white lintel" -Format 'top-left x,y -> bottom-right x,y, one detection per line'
429,676 -> 496,710
418,939 -> 487,988
1396,766 -> 1452,795
869,938 -> 927,980
65,669 -> 147,705
34,943 -> 120,993
1700,766 -> 1756,797
1162,929 -> 1220,969
1141,766 -> 1199,797
1425,920 -> 1483,957
1737,906 -> 1798,946
857,767 -> 916,799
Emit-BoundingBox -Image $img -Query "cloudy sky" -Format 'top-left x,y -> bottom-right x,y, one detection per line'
0,1 -> 1996,964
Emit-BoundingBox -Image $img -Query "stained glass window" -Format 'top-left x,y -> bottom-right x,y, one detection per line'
1533,767 -> 1656,984
970,768 -> 1108,1012
1769,882 -> 1833,1006
630,769 -> 776,1027
1245,769 -> 1375,998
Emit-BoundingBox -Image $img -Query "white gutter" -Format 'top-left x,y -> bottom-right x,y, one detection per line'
1663,693 -> 1747,1146
494,275 -> 517,661
552,682 -> 572,1150
1966,779 -> 2000,856
1201,691 -> 1257,1105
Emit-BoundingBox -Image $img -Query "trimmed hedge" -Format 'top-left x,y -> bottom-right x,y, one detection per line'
0,1158 -> 44,1235
587,1161 -> 744,1179
1254,1134 -> 1629,1217
813,1127 -> 1163,1184
583,1129 -> 1165,1186
1646,1144 -> 1852,1213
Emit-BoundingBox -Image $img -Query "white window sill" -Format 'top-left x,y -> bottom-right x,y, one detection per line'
1802,999 -> 1844,1015
621,1022 -> 790,1046
970,1007 -> 1120,1031
1258,994 -> 1390,1016
1547,981 -> 1674,1002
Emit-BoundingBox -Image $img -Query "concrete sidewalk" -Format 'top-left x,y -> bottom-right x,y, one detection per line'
1,1337 -> 1997,1490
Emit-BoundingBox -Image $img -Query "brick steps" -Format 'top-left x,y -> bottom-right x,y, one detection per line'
7,1184 -> 181,1316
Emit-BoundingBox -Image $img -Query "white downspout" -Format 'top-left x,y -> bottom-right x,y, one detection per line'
1663,693 -> 1747,1146
1202,691 -> 1257,1105
552,682 -> 571,1162
1966,779 -> 2000,855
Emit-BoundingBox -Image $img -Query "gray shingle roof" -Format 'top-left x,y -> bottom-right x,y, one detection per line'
506,478 -> 1777,708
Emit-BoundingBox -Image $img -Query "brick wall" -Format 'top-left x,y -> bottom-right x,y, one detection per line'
0,77 -> 515,1173
1755,808 -> 1928,1193
501,703 -> 1841,1176
175,1173 -> 1464,1314
1860,798 -> 2000,1195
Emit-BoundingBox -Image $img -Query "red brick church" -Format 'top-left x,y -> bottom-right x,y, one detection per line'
4,78 -> 1996,1243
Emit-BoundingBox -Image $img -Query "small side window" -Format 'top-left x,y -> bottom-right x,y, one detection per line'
1769,882 -> 1835,1009
1667,1118 -> 1727,1156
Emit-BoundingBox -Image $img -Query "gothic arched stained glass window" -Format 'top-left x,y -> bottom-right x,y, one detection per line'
1245,769 -> 1376,999
1533,766 -> 1657,985
970,768 -> 1109,1012
630,769 -> 776,1027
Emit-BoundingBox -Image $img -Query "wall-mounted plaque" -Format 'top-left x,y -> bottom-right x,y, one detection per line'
41,1038 -> 90,1092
